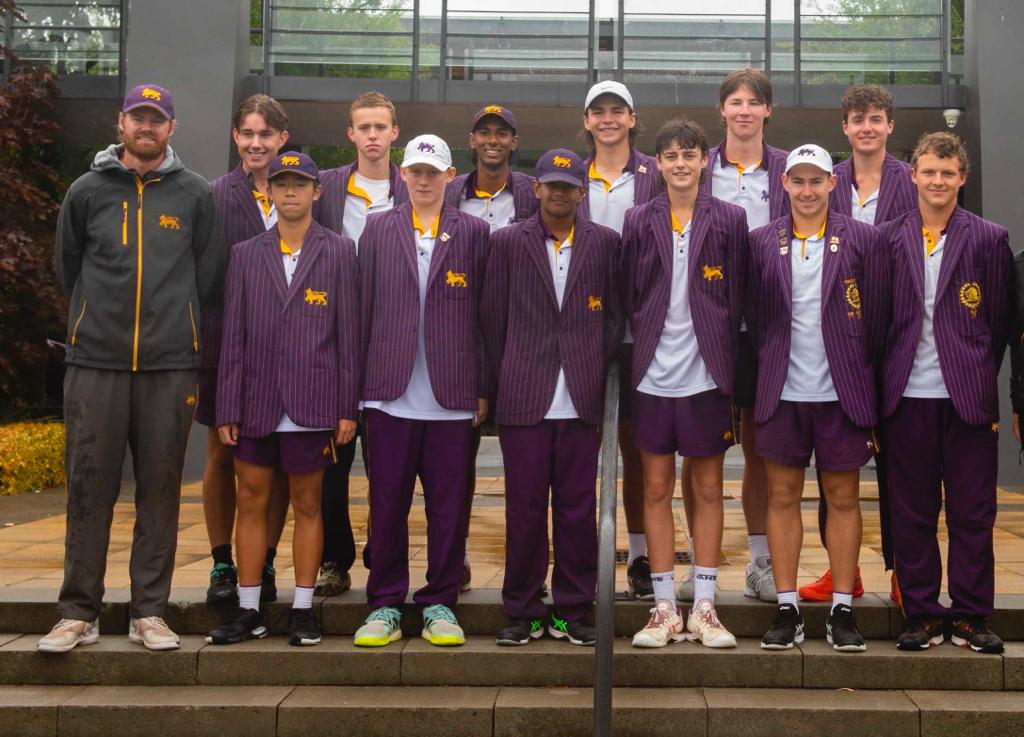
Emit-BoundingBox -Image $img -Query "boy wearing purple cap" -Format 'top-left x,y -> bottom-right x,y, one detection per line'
445,104 -> 539,592
353,135 -> 489,649
748,145 -> 886,653
483,148 -> 623,646
209,152 -> 359,647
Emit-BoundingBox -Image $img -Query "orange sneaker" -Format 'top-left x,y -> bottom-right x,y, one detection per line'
799,568 -> 865,601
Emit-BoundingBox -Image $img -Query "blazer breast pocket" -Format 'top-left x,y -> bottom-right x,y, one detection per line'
839,273 -> 864,336
299,285 -> 331,318
954,269 -> 985,335
441,258 -> 471,299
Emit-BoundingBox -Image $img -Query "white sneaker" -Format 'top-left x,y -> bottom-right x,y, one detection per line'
632,601 -> 688,648
744,555 -> 778,602
675,569 -> 695,602
421,604 -> 465,646
37,618 -> 99,653
686,599 -> 737,648
129,616 -> 180,651
354,606 -> 402,647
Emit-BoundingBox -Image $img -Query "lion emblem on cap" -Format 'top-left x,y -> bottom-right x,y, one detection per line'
797,147 -> 815,156
552,155 -> 572,168
280,155 -> 301,166
418,141 -> 436,153
484,105 -> 503,114
142,88 -> 161,101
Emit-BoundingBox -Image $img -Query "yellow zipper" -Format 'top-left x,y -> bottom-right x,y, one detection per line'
122,201 -> 128,245
188,301 -> 198,352
132,175 -> 161,371
70,300 -> 87,346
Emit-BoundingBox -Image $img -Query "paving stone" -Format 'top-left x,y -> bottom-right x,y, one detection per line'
908,689 -> 1024,736
493,687 -> 706,737
704,687 -> 920,737
278,686 -> 496,737
197,636 -> 401,685
0,635 -> 201,686
0,685 -> 85,737
614,637 -> 802,687
1003,642 -> 1024,689
401,637 -> 593,687
800,638 -> 1003,690
0,588 -> 127,634
57,685 -> 291,737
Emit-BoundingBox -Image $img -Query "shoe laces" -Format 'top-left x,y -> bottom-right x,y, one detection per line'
829,605 -> 856,627
692,600 -> 722,628
51,618 -> 87,632
423,604 -> 457,627
773,604 -> 800,627
320,561 -> 339,576
263,563 -> 276,577
366,606 -> 401,629
138,616 -> 172,633
646,602 -> 678,628
210,562 -> 234,578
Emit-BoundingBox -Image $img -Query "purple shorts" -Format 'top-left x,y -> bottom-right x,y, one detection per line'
234,430 -> 336,474
755,400 -> 873,472
632,389 -> 736,457
194,369 -> 218,427
617,342 -> 635,421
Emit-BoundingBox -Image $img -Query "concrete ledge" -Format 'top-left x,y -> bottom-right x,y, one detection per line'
704,687 -> 920,737
0,589 -> 127,635
401,637 -> 593,687
1003,642 -> 1024,690
0,685 -> 85,737
908,689 -> 1024,736
613,638 -> 802,688
278,686 -> 497,737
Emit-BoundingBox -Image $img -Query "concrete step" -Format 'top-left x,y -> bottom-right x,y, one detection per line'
5,587 -> 1024,640
2,685 -> 1024,736
0,635 -> 1019,691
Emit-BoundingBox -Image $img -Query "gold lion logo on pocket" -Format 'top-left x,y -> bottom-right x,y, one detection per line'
446,270 -> 468,288
702,264 -> 724,282
588,295 -> 603,311
960,282 -> 981,318
304,288 -> 328,306
844,277 -> 862,319
159,214 -> 181,230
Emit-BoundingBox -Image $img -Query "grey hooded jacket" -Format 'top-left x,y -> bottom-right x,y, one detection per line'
55,144 -> 226,371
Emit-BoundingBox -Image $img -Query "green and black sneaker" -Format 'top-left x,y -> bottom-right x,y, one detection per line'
547,612 -> 596,646
496,617 -> 545,646
205,562 -> 238,605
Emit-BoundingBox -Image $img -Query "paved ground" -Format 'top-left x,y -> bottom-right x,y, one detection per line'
2,435 -> 1024,596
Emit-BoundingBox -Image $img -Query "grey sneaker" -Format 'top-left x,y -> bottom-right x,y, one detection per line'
129,616 -> 180,651
422,604 -> 465,646
37,618 -> 99,653
314,561 -> 351,597
354,606 -> 402,647
744,555 -> 778,603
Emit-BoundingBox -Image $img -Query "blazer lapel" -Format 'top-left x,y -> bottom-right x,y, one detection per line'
259,230 -> 288,303
232,167 -> 265,234
686,193 -> 714,281
283,226 -> 324,308
391,203 -> 419,279
653,197 -> 674,278
875,155 -> 900,223
935,208 -> 970,300
525,218 -> 560,308
775,217 -> 794,310
820,218 -> 846,307
900,212 -> 926,304
426,207 -> 461,289
563,219 -> 591,302
834,162 -> 853,217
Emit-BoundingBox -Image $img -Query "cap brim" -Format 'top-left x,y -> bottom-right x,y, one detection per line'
537,172 -> 584,187
473,113 -> 515,131
584,92 -> 633,110
268,170 -> 318,181
401,155 -> 450,170
785,163 -> 833,175
122,102 -> 172,118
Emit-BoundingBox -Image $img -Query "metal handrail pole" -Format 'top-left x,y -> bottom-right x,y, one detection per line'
593,362 -> 620,737
412,0 -> 420,102
587,0 -> 596,82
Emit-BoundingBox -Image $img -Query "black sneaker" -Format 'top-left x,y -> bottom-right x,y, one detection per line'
288,608 -> 322,646
496,617 -> 546,646
206,562 -> 239,605
951,617 -> 1004,654
261,563 -> 278,602
207,607 -> 267,645
761,603 -> 805,650
896,616 -> 945,651
826,604 -> 867,652
547,613 -> 596,646
627,556 -> 654,600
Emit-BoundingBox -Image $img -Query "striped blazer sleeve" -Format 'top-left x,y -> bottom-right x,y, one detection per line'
603,229 -> 626,363
216,241 -> 248,427
357,219 -> 378,391
481,227 -> 512,400
473,222 -> 492,399
984,224 -> 1014,369
336,239 -> 361,421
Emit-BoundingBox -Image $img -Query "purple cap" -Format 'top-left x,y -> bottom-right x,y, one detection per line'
268,151 -> 319,181
535,148 -> 585,187
122,84 -> 174,119
472,104 -> 517,132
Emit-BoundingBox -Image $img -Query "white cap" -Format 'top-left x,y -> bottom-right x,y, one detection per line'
401,134 -> 452,170
785,144 -> 834,175
584,80 -> 634,110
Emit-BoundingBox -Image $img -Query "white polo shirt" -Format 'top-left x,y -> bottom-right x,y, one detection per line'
781,225 -> 838,402
544,226 -> 580,420
638,217 -> 716,397
904,231 -> 950,398
362,212 -> 474,421
711,152 -> 771,230
460,178 -> 516,232
851,185 -> 880,225
250,183 -> 277,230
343,172 -> 393,246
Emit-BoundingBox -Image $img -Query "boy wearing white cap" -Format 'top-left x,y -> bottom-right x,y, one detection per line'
353,135 -> 490,648
580,80 -> 662,600
747,144 -> 885,652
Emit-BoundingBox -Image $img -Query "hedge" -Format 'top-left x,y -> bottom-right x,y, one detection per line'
0,422 -> 64,496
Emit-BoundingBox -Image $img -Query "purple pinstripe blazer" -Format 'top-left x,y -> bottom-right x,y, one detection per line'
623,191 -> 749,397
216,221 -> 360,436
702,141 -> 791,221
829,153 -> 917,224
481,213 -> 624,427
879,206 -> 1012,425
747,213 -> 885,428
359,203 -> 490,409
578,149 -> 662,222
204,165 -> 270,370
314,161 -> 409,236
444,170 -> 539,223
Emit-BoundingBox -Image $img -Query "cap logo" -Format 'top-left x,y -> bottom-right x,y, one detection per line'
797,147 -> 815,156
446,270 -> 468,288
280,155 -> 301,166
552,155 -> 572,169
417,141 -> 436,153
159,214 -> 181,230
304,288 -> 328,306
141,88 -> 162,101
484,105 -> 503,114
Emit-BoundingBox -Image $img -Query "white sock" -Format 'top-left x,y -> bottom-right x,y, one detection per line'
627,533 -> 647,566
239,585 -> 261,612
693,566 -> 718,606
650,570 -> 675,605
777,590 -> 799,611
831,592 -> 853,613
748,534 -> 769,562
293,585 -> 314,610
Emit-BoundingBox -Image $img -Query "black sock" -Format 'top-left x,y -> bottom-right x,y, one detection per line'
265,547 -> 277,567
212,544 -> 233,567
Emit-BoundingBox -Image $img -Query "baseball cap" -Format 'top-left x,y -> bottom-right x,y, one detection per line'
785,144 -> 834,175
535,148 -> 586,187
401,134 -> 453,171
472,104 -> 517,132
268,151 -> 319,181
122,84 -> 174,119
584,80 -> 634,111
